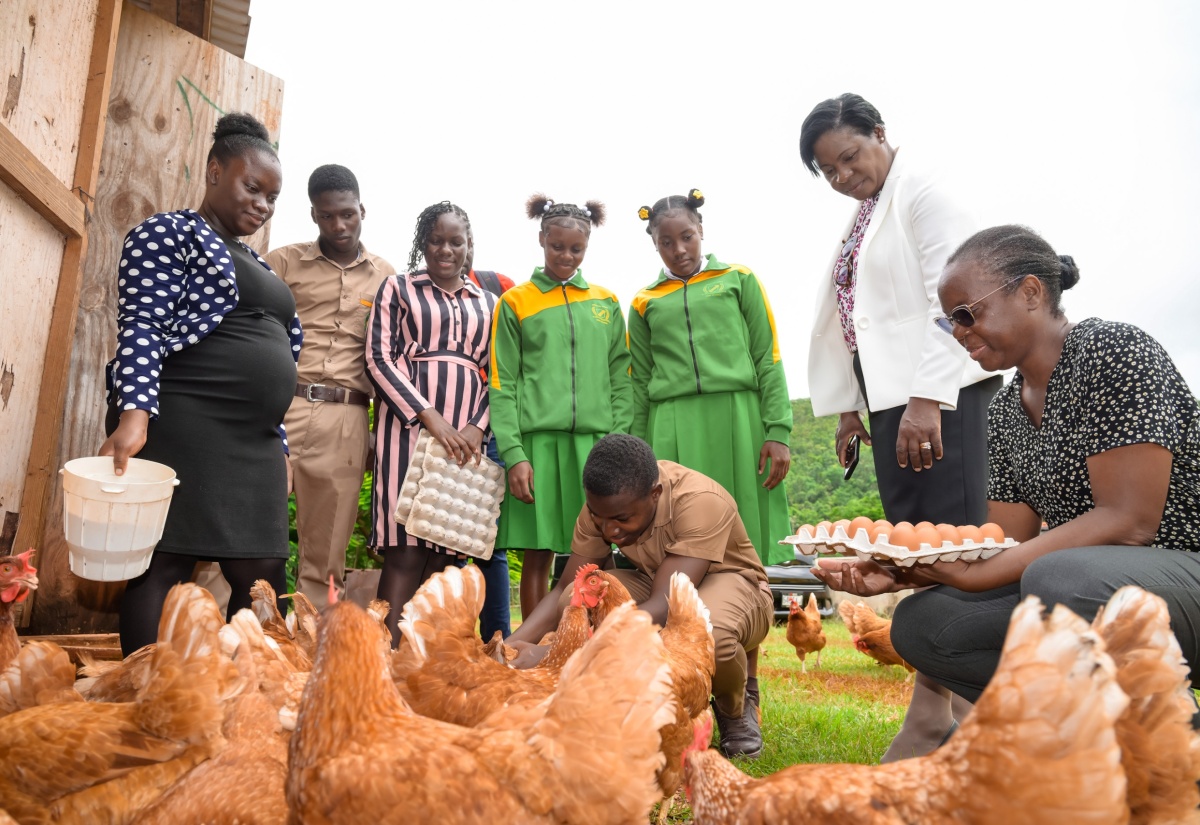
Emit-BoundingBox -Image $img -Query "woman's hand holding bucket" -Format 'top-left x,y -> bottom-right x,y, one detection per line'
98,410 -> 150,476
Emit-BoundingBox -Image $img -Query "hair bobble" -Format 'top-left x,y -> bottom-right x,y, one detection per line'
638,206 -> 651,221
543,201 -> 553,212
688,188 -> 706,207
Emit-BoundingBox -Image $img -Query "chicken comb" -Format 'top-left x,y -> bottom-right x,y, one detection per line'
15,548 -> 37,574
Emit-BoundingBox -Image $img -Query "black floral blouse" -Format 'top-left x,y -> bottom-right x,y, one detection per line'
987,318 -> 1200,550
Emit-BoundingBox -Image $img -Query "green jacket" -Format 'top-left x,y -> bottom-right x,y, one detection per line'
628,254 -> 792,443
489,268 -> 633,467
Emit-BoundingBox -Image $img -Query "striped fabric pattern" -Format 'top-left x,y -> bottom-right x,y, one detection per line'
366,271 -> 497,552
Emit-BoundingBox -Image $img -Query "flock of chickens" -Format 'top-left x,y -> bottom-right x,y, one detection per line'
0,545 -> 1198,824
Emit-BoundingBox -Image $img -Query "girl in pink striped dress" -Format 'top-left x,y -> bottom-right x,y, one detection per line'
366,201 -> 497,642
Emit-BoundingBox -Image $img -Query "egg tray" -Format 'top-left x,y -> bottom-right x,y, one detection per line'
392,431 -> 505,560
780,526 -> 1018,567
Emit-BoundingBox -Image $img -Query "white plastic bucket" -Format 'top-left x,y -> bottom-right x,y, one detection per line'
60,457 -> 180,582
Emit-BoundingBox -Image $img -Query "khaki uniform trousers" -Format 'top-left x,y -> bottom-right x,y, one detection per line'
559,567 -> 772,717
285,395 -> 371,607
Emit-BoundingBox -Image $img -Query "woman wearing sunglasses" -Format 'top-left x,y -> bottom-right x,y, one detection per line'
801,93 -> 1003,762
816,225 -> 1200,753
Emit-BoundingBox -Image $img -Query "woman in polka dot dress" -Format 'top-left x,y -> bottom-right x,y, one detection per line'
99,113 -> 302,656
816,225 -> 1200,749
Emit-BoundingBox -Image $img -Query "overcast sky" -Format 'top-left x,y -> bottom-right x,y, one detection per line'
244,0 -> 1200,399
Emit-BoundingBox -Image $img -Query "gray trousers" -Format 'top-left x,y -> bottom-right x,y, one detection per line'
891,546 -> 1200,703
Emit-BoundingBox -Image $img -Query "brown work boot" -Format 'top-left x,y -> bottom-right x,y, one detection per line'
712,694 -> 763,759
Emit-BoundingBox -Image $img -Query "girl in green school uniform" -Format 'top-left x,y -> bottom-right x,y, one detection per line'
630,189 -> 793,566
489,195 -> 633,616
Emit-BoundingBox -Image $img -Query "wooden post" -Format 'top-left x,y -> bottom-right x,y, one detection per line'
11,0 -> 123,624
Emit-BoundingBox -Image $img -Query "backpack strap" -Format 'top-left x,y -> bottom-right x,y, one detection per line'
473,269 -> 504,297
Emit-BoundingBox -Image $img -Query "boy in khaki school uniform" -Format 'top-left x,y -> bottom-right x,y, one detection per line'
507,434 -> 773,759
266,164 -> 395,607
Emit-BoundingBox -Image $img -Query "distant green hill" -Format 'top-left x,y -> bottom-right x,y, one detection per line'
786,398 -> 884,528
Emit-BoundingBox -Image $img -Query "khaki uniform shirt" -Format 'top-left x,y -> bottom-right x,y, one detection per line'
572,460 -> 768,586
265,241 -> 396,396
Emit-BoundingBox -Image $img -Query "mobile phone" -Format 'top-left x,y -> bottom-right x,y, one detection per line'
843,435 -> 860,481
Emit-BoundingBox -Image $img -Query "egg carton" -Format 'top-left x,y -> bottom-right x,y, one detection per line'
780,526 -> 1017,566
778,524 -> 857,554
393,431 -> 505,560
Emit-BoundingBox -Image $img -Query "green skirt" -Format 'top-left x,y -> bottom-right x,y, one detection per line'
496,431 -> 603,554
647,390 -> 792,565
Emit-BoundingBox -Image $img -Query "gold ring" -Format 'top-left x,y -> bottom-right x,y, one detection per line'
919,441 -> 932,450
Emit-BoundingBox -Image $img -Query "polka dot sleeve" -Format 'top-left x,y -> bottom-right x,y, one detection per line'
109,214 -> 190,417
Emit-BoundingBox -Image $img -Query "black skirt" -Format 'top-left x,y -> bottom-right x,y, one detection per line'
107,241 -> 297,559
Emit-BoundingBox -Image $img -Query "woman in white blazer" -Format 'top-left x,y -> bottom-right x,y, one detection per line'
802,93 -> 999,527
800,93 -> 1001,762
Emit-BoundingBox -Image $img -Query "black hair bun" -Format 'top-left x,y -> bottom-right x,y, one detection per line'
687,188 -> 705,208
583,200 -> 606,227
637,205 -> 652,222
212,112 -> 270,144
525,194 -> 552,221
1058,254 -> 1081,291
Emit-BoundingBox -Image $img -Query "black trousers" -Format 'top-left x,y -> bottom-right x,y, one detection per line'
853,355 -> 1000,525
891,546 -> 1200,702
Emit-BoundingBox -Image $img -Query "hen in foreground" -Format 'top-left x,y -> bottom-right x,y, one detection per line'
286,592 -> 675,824
683,592 -> 1132,824
0,583 -> 233,823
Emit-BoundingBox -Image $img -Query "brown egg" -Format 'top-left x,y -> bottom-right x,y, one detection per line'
888,523 -> 920,550
799,524 -> 816,536
935,523 -> 961,544
914,521 -> 935,532
816,520 -> 834,537
914,525 -> 944,549
833,519 -> 852,533
958,524 -> 983,543
979,522 -> 1007,543
867,520 -> 893,542
849,516 -> 875,540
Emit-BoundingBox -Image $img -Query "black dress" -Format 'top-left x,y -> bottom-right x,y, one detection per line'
106,238 -> 297,559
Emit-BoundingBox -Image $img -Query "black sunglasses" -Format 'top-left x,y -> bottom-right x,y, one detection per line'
934,275 -> 1027,334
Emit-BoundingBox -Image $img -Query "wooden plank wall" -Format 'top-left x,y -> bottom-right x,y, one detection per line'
27,2 -> 284,634
0,0 -> 99,551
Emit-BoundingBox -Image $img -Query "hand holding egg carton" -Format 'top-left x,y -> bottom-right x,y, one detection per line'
393,431 -> 505,560
782,516 -> 1017,566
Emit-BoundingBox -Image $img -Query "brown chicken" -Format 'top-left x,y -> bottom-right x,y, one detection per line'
0,549 -> 38,672
1091,586 -> 1200,823
136,608 -> 297,825
0,583 -> 235,823
394,564 -> 593,727
682,592 -> 1133,824
578,563 -> 634,627
785,594 -> 826,673
0,640 -> 80,716
286,594 -> 676,824
839,599 -> 914,675
76,644 -> 155,703
251,579 -> 314,671
653,572 -> 717,823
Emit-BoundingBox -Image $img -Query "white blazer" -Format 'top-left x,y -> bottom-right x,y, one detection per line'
807,149 -> 994,417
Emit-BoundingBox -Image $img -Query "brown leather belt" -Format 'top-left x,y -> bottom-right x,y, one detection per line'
295,382 -> 371,407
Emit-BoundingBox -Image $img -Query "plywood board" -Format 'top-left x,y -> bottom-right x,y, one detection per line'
0,0 -> 100,187
28,2 -> 284,634
0,185 -> 67,520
